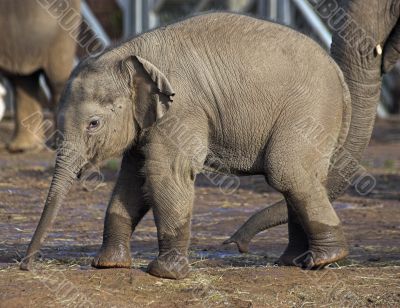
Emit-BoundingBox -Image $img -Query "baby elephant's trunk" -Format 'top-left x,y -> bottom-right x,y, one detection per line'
223,199 -> 288,253
20,150 -> 82,270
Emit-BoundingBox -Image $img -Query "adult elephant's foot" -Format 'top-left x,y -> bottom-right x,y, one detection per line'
91,244 -> 131,268
276,243 -> 309,266
147,250 -> 189,279
276,219 -> 309,266
295,225 -> 349,269
7,135 -> 44,153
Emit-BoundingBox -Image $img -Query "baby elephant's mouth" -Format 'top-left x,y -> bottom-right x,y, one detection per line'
76,167 -> 84,180
77,162 -> 90,180
76,160 -> 102,182
77,168 -> 83,180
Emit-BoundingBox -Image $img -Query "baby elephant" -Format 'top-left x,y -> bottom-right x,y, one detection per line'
21,13 -> 351,279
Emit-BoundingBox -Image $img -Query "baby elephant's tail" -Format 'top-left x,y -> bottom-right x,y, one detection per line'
223,199 -> 288,253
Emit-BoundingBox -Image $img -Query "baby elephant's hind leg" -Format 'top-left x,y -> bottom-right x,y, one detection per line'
266,141 -> 348,269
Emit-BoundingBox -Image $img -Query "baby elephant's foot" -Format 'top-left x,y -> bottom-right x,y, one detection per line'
295,226 -> 349,269
92,244 -> 131,268
147,250 -> 189,279
300,245 -> 349,269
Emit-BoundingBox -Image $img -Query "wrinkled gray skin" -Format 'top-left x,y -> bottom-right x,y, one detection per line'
227,0 -> 400,262
0,0 -> 79,152
21,13 -> 352,279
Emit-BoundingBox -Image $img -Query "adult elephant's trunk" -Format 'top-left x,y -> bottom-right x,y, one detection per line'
223,199 -> 288,253
327,33 -> 382,199
20,145 -> 85,270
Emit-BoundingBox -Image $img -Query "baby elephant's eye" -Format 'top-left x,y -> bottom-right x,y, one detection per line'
88,119 -> 100,130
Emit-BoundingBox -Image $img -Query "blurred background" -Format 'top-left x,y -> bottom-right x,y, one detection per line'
0,0 -> 399,121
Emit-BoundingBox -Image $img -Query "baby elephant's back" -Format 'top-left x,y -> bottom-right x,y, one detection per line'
169,13 -> 344,103
167,13 -> 348,126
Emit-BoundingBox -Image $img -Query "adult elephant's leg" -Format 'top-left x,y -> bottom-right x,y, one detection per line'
145,153 -> 195,279
44,76 -> 67,149
92,150 -> 150,268
45,76 -> 66,113
276,204 -> 309,266
7,73 -> 44,152
44,52 -> 74,149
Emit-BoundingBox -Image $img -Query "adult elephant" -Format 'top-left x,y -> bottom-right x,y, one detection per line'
225,0 -> 400,263
0,0 -> 80,152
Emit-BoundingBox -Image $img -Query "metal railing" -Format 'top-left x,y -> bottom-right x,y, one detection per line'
81,1 -> 111,45
115,0 -> 395,117
291,0 -> 332,48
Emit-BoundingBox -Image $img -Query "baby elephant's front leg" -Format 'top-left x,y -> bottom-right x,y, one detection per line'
146,163 -> 195,279
92,151 -> 149,268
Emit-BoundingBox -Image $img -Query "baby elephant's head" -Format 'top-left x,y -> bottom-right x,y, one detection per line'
57,54 -> 175,176
20,54 -> 175,270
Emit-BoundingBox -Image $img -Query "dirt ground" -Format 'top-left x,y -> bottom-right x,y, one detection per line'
0,116 -> 399,307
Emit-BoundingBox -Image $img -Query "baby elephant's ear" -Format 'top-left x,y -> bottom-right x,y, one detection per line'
123,55 -> 175,129
133,56 -> 175,101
